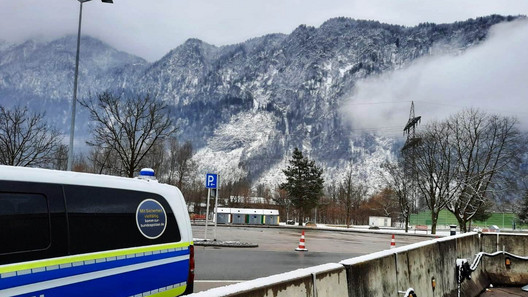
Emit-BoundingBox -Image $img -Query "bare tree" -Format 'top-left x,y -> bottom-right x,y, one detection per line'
140,140 -> 165,176
180,172 -> 208,214
413,109 -> 526,234
517,167 -> 528,226
447,110 -> 524,232
415,120 -> 460,234
70,153 -> 90,173
52,144 -> 69,170
518,191 -> 528,225
338,169 -> 365,228
382,159 -> 413,232
364,188 -> 399,220
81,92 -> 176,177
0,105 -> 62,167
273,187 -> 294,223
88,147 -> 123,175
163,138 -> 196,190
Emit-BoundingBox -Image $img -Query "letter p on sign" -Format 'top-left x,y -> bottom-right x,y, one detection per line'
206,173 -> 217,189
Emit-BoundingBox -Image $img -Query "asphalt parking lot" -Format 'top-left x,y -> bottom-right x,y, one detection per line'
193,224 -> 431,252
192,224 -> 431,292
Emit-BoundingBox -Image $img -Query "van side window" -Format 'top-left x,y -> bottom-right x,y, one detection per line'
0,193 -> 50,254
64,185 -> 181,254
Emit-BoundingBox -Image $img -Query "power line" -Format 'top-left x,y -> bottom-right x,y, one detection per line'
414,100 -> 528,116
349,126 -> 403,131
346,100 -> 412,106
346,99 -> 528,116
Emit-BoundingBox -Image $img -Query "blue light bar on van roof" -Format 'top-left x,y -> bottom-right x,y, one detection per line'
139,168 -> 155,177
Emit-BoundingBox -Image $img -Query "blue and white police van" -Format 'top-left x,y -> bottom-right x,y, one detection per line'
0,166 -> 194,297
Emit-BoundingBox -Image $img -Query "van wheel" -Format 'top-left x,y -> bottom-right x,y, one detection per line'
182,283 -> 194,295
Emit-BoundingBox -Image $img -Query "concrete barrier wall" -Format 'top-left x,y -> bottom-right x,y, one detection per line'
396,239 -> 457,297
190,233 -> 528,297
188,263 -> 348,297
481,233 -> 528,254
480,233 -> 528,286
455,234 -> 489,297
344,254 -> 397,297
340,234 -> 482,297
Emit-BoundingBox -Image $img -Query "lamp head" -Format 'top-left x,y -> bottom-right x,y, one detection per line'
78,0 -> 113,3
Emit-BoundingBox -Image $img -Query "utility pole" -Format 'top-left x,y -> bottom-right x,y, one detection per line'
67,0 -> 114,171
402,101 -> 421,211
402,101 -> 421,152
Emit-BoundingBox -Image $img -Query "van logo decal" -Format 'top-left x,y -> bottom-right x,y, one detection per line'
136,199 -> 167,239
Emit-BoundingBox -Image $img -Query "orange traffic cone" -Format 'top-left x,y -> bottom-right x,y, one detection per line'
390,234 -> 396,249
295,230 -> 308,251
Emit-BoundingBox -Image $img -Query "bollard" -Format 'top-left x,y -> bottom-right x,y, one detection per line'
450,225 -> 457,236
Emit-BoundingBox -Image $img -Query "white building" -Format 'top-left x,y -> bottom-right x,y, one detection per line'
215,208 -> 279,225
369,216 -> 392,227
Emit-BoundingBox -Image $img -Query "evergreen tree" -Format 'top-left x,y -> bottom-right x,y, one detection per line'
280,148 -> 324,225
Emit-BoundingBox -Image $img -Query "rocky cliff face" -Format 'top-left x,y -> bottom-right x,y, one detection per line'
0,15 -> 518,188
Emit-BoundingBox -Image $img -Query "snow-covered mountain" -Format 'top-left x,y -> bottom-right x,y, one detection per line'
0,15 -> 520,190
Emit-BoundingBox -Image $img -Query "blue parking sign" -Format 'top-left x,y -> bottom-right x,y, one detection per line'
206,173 -> 218,189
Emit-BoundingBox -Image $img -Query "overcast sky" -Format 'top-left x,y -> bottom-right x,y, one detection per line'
2,1 -> 527,134
1,0 -> 528,62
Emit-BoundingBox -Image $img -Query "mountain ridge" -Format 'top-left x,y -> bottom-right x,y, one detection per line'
0,15 -> 521,189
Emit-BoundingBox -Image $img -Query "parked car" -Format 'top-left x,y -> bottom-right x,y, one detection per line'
488,225 -> 500,232
286,219 -> 295,225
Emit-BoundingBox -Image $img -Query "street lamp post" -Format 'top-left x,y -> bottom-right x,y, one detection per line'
67,0 -> 113,171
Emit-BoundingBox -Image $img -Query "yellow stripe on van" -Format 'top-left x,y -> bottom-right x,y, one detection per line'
149,286 -> 186,297
0,241 -> 191,274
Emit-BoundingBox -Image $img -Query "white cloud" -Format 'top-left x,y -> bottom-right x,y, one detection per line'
342,19 -> 528,134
